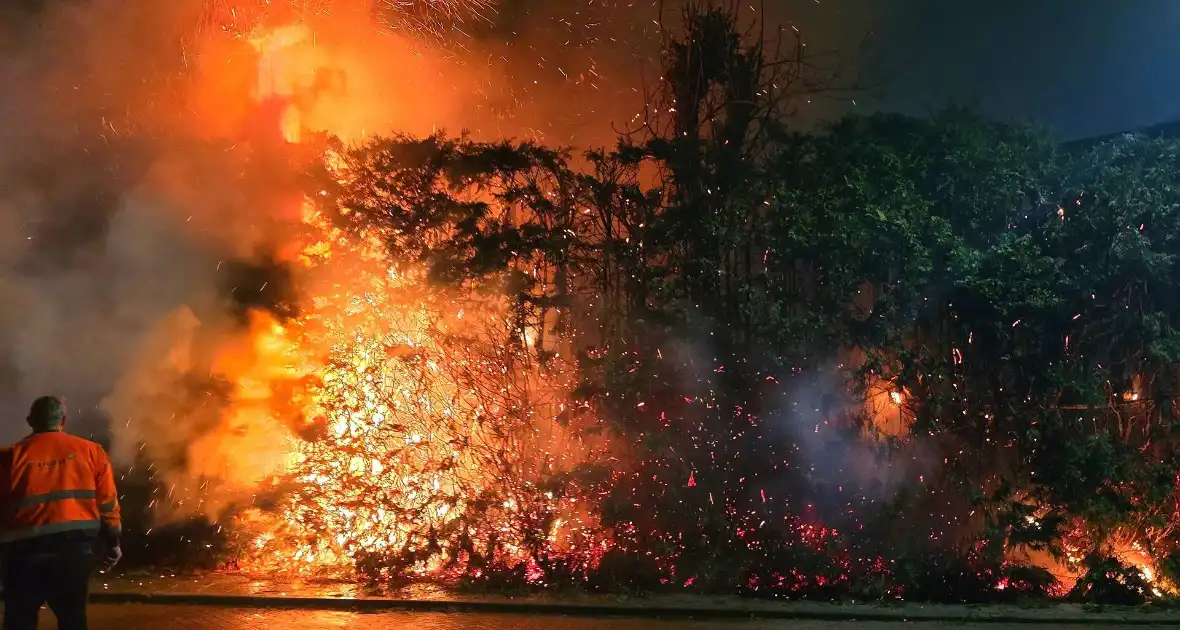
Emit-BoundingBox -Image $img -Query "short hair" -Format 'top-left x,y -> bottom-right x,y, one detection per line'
28,396 -> 66,430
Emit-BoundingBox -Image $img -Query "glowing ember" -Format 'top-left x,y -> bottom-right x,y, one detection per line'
100,2 -> 607,581
202,0 -> 494,38
88,0 -> 1180,601
232,203 -> 570,576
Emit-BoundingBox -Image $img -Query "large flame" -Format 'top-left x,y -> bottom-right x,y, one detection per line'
94,0 -> 1174,597
239,204 -> 548,575
102,3 -> 602,579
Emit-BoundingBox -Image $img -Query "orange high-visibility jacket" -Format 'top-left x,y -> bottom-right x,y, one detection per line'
0,432 -> 122,544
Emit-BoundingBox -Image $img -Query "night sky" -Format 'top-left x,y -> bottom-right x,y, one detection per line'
7,1 -> 1178,140
803,0 -> 1180,139
488,0 -> 1180,142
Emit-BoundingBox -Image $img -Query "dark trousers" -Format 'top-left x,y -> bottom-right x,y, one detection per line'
2,550 -> 93,630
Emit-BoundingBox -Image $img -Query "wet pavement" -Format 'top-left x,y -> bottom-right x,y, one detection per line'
57,574 -> 1180,627
24,606 -> 1178,629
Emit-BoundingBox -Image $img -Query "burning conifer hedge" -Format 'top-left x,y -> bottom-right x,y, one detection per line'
119,4 -> 1180,605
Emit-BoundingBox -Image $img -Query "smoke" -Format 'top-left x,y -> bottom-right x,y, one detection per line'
0,0 -> 873,530
0,0 -> 673,523
658,318 -> 934,530
0,0 -> 216,442
771,364 -> 925,498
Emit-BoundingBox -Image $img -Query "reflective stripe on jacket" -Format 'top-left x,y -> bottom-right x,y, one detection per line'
0,432 -> 122,544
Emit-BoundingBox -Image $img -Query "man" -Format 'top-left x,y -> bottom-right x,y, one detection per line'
0,396 -> 122,630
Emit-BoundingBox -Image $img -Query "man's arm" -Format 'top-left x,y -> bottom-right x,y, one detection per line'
93,445 -> 122,547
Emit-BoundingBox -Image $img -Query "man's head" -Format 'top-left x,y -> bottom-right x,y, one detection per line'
27,395 -> 67,432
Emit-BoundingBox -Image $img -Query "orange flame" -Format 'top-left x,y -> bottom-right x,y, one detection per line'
103,9 -> 604,578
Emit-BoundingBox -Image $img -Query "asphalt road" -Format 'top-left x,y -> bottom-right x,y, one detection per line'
7,606 -> 1171,629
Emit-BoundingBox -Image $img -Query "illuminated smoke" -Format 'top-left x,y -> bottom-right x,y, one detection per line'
0,0 -> 638,576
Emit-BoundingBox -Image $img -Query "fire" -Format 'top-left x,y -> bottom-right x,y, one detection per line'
239,10 -> 602,578
226,197 -> 597,577
1006,515 -> 1174,598
249,24 -> 313,143
101,2 -> 605,581
95,0 -> 1177,599
863,374 -> 911,439
238,208 -> 521,573
186,0 -> 496,147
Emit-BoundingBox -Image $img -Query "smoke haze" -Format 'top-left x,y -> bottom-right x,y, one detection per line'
0,3 -> 876,536
0,0 -> 668,444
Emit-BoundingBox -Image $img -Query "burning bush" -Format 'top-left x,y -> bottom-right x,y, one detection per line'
10,0 -> 1180,605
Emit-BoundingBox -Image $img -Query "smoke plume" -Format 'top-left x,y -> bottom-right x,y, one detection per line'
0,0 -> 871,529
0,0 -> 670,523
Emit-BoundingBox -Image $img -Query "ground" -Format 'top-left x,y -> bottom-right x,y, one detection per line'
84,573 -> 1180,625
12,573 -> 1167,627
22,607 -> 1178,630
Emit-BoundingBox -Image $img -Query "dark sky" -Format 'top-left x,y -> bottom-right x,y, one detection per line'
838,0 -> 1180,139
10,1 -> 1178,141
494,0 -> 1180,142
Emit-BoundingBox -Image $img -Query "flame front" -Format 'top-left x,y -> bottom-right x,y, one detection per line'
101,6 -> 602,580
96,0 -> 1179,598
239,205 -> 545,576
